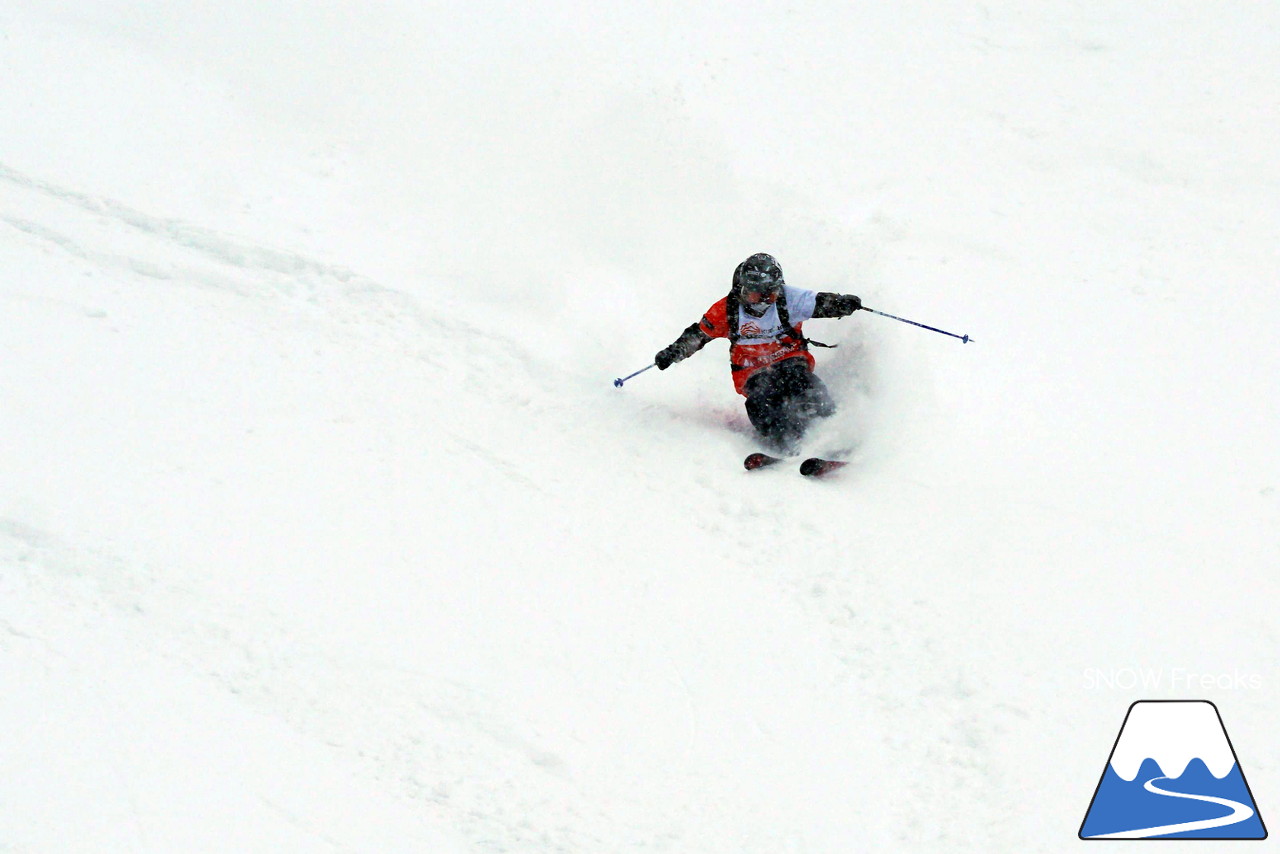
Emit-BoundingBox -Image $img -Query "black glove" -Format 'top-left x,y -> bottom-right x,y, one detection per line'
833,294 -> 862,315
655,322 -> 711,369
655,345 -> 680,370
813,292 -> 863,318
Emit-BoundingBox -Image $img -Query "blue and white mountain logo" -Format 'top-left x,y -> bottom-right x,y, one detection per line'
1080,700 -> 1266,839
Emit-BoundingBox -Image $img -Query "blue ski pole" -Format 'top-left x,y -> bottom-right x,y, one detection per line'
613,363 -> 656,388
863,307 -> 973,343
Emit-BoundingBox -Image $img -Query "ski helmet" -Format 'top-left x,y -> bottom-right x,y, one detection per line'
735,253 -> 784,306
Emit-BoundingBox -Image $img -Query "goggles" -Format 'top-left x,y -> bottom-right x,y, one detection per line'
742,285 -> 781,304
741,268 -> 782,304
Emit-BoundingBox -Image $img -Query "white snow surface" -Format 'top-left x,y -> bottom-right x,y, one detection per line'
2,2 -> 1278,851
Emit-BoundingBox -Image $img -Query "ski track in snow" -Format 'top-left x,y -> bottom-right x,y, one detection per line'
0,160 -> 541,378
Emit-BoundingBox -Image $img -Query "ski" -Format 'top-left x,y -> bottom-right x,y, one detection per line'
799,457 -> 848,477
747,453 -> 850,476
744,452 -> 786,471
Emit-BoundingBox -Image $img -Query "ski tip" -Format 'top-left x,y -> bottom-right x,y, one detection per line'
800,457 -> 848,477
744,452 -> 783,471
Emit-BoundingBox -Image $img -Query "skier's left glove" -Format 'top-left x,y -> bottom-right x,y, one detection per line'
814,293 -> 863,318
831,294 -> 862,315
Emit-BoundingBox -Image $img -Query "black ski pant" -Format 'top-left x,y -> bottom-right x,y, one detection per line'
742,357 -> 836,451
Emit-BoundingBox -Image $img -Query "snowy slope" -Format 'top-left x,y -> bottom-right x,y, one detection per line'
3,3 -> 1279,851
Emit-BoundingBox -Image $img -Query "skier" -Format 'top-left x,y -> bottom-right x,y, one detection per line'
654,253 -> 862,452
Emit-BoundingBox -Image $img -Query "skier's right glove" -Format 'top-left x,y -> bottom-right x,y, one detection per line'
656,323 -> 712,369
654,345 -> 681,370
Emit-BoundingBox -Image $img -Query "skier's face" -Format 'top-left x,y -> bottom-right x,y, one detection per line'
741,267 -> 781,309
742,284 -> 780,309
